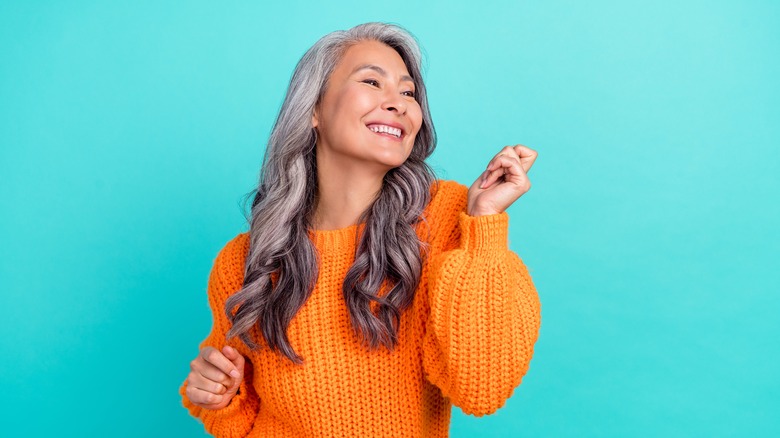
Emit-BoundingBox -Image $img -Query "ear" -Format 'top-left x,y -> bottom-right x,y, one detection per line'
311,105 -> 319,129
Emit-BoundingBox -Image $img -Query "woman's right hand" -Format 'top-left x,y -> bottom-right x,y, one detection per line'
185,345 -> 245,410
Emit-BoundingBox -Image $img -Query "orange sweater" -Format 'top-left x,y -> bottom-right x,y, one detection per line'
179,179 -> 541,437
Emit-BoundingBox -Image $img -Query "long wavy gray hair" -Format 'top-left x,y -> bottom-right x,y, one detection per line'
226,22 -> 439,365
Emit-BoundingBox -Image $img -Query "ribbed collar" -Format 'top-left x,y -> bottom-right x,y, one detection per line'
307,223 -> 366,251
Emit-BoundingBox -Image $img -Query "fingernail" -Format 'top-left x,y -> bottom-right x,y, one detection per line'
230,369 -> 240,378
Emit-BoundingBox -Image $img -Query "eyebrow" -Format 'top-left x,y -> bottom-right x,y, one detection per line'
351,64 -> 415,84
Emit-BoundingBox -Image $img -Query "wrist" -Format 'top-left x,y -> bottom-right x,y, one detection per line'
467,208 -> 501,217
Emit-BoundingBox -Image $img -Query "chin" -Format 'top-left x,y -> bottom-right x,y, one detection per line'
375,154 -> 411,169
378,149 -> 414,167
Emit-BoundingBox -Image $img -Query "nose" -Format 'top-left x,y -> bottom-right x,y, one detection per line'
380,89 -> 407,115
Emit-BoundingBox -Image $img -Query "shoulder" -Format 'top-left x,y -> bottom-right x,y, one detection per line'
212,232 -> 251,283
217,232 -> 251,261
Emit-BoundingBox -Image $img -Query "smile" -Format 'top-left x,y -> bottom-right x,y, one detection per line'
366,124 -> 403,141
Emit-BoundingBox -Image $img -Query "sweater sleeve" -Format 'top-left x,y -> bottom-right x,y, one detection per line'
179,235 -> 262,437
422,210 -> 542,417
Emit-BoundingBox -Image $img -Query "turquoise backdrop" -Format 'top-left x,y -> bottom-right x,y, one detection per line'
1,0 -> 778,436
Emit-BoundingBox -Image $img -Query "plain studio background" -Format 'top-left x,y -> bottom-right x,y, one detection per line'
1,1 -> 777,436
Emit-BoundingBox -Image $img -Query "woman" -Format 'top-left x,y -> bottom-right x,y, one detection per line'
180,22 -> 540,437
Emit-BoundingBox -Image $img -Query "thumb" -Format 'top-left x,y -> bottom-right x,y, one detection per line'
222,345 -> 245,389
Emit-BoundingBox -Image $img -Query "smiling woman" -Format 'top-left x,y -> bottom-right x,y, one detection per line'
311,39 -> 424,210
179,21 -> 541,438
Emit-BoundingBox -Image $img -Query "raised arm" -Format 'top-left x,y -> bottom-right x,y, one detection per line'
422,210 -> 541,416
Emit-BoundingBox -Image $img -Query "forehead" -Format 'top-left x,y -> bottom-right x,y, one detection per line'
335,40 -> 411,77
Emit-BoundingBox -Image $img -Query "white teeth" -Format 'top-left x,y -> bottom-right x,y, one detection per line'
368,124 -> 401,138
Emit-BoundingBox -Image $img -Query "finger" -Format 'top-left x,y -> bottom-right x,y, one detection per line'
512,144 -> 536,157
186,383 -> 229,406
480,164 -> 502,189
201,346 -> 242,379
487,146 -> 521,167
512,145 -> 538,173
481,155 -> 527,189
484,151 -> 520,178
187,368 -> 230,395
191,356 -> 235,389
481,157 -> 511,188
477,144 -> 527,189
222,346 -> 245,378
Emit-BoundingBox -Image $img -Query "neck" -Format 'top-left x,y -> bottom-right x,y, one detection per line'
312,147 -> 387,231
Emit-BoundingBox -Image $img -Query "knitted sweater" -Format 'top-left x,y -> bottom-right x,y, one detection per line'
179,179 -> 541,437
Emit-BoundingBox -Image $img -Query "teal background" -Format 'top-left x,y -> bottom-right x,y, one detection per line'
1,0 -> 778,436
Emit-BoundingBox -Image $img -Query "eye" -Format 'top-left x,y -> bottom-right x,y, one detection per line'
403,90 -> 416,98
362,79 -> 380,87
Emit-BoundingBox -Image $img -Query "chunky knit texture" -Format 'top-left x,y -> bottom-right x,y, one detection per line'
179,179 -> 541,437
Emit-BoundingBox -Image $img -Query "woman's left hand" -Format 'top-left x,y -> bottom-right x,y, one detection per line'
467,144 -> 538,216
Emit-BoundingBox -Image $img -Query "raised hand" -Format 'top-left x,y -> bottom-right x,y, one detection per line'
468,144 -> 537,216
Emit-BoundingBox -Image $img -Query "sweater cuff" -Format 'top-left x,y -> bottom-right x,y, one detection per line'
458,211 -> 509,253
180,377 -> 260,428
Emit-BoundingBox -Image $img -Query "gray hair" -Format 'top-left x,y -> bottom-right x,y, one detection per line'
226,22 -> 438,365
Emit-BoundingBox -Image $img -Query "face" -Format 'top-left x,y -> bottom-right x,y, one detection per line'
312,40 -> 423,170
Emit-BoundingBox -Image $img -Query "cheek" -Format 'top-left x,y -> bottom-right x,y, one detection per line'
335,87 -> 374,116
410,104 -> 424,134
